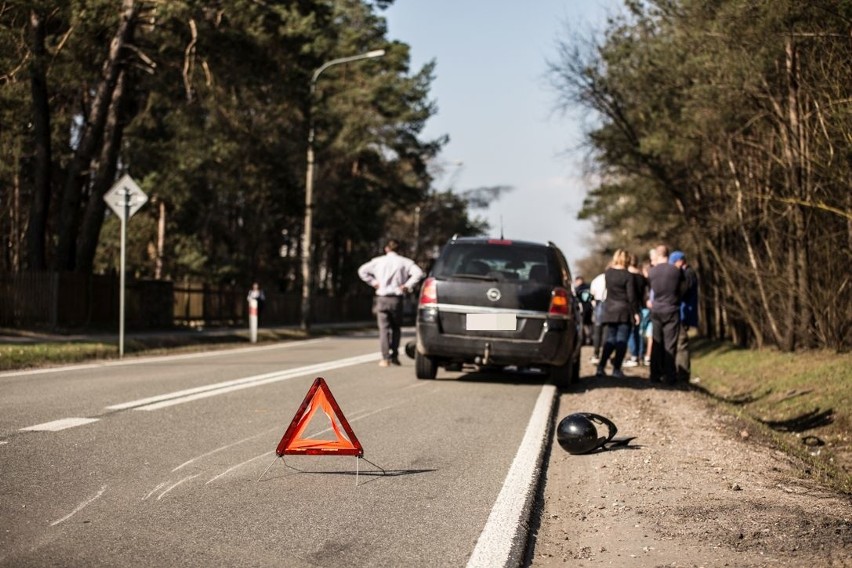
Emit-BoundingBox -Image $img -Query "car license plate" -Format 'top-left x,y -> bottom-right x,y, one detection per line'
466,313 -> 517,331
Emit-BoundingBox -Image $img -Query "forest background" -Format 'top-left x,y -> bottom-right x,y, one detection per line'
1,0 -> 849,352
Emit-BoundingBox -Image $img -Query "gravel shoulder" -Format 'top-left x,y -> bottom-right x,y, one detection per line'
528,347 -> 852,567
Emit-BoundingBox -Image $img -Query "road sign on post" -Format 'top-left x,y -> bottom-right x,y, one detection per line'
103,174 -> 148,358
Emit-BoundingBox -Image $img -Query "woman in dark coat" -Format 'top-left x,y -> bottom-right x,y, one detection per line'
596,249 -> 639,378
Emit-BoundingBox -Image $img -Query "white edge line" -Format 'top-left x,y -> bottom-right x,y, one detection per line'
0,337 -> 331,379
466,384 -> 556,568
50,485 -> 108,526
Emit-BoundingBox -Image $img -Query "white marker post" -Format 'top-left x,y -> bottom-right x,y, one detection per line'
103,174 -> 148,358
248,298 -> 258,343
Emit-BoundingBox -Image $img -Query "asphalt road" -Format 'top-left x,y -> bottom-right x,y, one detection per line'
0,330 -> 555,567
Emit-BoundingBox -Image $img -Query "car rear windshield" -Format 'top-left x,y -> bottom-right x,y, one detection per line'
432,243 -> 560,284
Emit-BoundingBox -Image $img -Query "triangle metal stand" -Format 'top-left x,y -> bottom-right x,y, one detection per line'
257,455 -> 387,485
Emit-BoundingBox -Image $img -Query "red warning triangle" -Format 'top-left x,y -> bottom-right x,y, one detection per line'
275,377 -> 363,457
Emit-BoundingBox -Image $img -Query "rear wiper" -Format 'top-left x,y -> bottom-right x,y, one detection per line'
452,274 -> 498,281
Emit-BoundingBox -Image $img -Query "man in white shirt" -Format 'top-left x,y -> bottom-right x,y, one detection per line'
358,239 -> 424,366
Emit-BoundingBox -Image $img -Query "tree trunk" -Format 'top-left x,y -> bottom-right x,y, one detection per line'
25,9 -> 52,271
785,37 -> 813,348
729,158 -> 782,346
76,69 -> 129,273
53,0 -> 138,271
699,233 -> 764,348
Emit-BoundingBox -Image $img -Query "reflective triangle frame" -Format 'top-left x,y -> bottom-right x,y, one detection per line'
275,377 -> 363,457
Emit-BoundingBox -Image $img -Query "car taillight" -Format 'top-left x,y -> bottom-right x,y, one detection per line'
549,287 -> 569,315
419,277 -> 437,305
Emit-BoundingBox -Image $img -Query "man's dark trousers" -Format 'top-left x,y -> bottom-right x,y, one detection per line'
376,295 -> 404,361
650,310 -> 680,383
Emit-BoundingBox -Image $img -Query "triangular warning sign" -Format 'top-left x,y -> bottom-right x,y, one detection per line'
275,377 -> 363,457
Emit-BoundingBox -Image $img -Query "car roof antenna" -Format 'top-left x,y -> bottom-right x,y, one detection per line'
500,215 -> 504,240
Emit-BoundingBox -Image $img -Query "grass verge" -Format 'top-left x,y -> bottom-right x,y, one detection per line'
0,327 -> 360,372
691,338 -> 851,494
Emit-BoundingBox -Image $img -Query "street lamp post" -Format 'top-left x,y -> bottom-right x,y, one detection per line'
301,49 -> 385,332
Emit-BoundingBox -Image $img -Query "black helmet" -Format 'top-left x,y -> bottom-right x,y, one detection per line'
556,413 -> 618,454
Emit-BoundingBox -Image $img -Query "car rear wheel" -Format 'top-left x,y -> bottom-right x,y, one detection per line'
549,359 -> 575,388
415,351 -> 438,379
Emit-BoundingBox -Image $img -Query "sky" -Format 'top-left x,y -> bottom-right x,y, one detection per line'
383,0 -> 623,270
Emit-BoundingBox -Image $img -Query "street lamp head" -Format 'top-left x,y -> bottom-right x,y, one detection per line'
365,49 -> 386,59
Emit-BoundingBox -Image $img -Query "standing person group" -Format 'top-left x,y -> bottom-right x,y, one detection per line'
358,239 -> 424,367
592,245 -> 698,385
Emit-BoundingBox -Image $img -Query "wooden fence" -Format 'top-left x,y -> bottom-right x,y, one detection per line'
0,272 -> 373,330
172,282 -> 373,327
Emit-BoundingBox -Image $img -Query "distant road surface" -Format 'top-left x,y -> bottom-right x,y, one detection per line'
0,330 -> 554,567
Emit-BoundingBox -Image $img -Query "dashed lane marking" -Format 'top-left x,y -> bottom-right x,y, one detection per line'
14,352 -> 379,437
107,353 -> 380,411
20,417 -> 100,432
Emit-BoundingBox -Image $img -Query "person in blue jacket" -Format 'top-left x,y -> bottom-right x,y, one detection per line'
670,251 -> 698,382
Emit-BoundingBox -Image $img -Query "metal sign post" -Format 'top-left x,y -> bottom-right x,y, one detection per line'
104,174 -> 148,358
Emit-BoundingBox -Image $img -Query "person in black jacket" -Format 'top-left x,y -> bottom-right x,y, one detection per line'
596,249 -> 639,379
625,253 -> 649,367
647,245 -> 687,384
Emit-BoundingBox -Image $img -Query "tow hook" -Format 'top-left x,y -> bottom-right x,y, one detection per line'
483,342 -> 491,366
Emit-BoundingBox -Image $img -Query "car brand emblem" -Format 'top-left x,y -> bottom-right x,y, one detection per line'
486,288 -> 501,302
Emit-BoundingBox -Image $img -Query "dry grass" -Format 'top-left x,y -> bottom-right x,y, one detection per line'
691,339 -> 852,494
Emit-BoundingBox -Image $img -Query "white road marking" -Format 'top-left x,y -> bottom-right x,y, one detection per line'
205,404 -> 399,484
206,452 -> 273,485
50,485 -> 107,526
171,407 -> 377,475
20,417 -> 100,432
0,338 -> 331,378
0,441 -> 8,445
172,429 -> 277,472
156,475 -> 199,501
108,353 -> 380,411
466,384 -> 556,568
143,482 -> 169,501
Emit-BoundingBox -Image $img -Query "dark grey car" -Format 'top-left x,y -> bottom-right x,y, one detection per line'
414,236 -> 582,387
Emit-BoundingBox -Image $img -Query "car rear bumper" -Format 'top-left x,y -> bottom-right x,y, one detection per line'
416,313 -> 575,367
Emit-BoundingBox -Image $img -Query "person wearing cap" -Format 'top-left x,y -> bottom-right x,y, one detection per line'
358,239 -> 424,367
670,251 -> 698,382
647,245 -> 687,384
